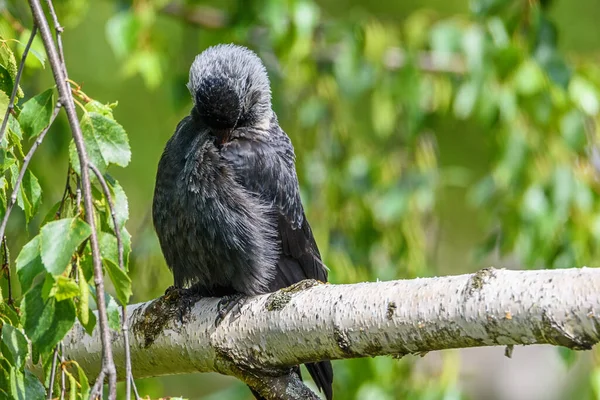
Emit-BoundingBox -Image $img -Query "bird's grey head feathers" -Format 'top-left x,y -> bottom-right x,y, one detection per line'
187,44 -> 272,130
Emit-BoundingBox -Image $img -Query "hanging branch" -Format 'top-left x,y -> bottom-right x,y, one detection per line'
0,25 -> 37,145
88,163 -> 139,400
1,237 -> 11,305
55,166 -> 73,219
59,343 -> 66,400
0,101 -> 61,241
46,345 -> 59,400
43,0 -> 67,76
27,0 -> 118,397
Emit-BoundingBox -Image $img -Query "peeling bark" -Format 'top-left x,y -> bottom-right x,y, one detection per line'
61,268 -> 600,398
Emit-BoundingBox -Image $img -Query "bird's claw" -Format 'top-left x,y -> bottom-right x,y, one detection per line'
215,293 -> 246,327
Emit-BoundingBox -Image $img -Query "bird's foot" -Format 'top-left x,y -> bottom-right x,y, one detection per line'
163,285 -> 201,324
215,293 -> 246,327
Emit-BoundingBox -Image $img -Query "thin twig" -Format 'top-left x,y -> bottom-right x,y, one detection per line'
89,370 -> 105,400
0,25 -> 37,145
0,101 -> 61,242
88,163 -> 139,400
75,175 -> 82,211
47,345 -> 59,400
59,343 -> 65,400
44,0 -> 66,77
1,237 -> 11,305
55,166 -> 72,219
130,366 -> 140,400
27,1 -> 118,397
88,164 -> 124,279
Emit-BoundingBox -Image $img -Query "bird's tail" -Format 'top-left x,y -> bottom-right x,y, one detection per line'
306,361 -> 334,400
248,361 -> 333,400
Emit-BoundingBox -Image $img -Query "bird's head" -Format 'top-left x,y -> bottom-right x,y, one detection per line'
187,44 -> 272,140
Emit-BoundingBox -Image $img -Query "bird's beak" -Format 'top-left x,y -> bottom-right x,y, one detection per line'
221,129 -> 232,144
215,128 -> 233,145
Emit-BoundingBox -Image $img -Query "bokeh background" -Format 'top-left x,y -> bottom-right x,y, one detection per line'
3,0 -> 600,398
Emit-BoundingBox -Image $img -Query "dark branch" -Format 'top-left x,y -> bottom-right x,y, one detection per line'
27,0 -> 118,397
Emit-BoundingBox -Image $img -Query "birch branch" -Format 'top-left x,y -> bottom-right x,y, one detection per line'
62,267 -> 600,398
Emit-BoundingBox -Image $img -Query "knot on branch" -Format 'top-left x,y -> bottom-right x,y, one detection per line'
463,267 -> 499,299
131,287 -> 198,348
265,279 -> 322,311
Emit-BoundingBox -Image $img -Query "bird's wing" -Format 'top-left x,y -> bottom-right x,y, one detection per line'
220,128 -> 328,286
221,128 -> 333,400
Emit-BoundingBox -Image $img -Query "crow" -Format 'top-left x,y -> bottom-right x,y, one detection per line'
152,44 -> 333,400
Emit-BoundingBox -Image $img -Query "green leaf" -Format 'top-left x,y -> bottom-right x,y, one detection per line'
560,110 -> 586,152
18,88 -> 55,139
78,247 -> 93,283
8,114 -> 23,144
569,76 -> 599,116
0,91 -> 9,128
105,11 -> 141,59
70,112 -> 131,174
15,235 -> 44,292
40,218 -> 92,276
8,164 -> 24,212
102,239 -> 132,305
50,276 -> 80,301
69,129 -> 104,174
20,169 -> 42,223
23,370 -> 46,400
9,367 -> 24,399
89,285 -> 119,331
67,370 -> 76,400
78,296 -> 96,336
73,361 -> 90,399
21,282 -> 76,355
0,177 -> 6,224
123,50 -> 162,89
85,112 -> 131,168
293,0 -> 320,38
106,293 -> 121,331
84,100 -> 117,118
0,150 -> 16,176
0,64 -> 14,98
0,303 -> 19,327
0,43 -> 23,98
98,230 -> 130,271
107,178 -> 129,230
453,81 -> 478,119
514,61 -> 545,96
1,324 -> 29,369
16,30 -> 46,69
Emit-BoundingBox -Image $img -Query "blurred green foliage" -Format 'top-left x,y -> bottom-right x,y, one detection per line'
2,0 -> 600,398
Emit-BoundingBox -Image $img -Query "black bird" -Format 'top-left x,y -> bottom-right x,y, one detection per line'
152,44 -> 333,400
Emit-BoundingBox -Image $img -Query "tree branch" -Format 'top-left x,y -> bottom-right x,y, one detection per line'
60,268 -> 600,399
88,163 -> 139,400
0,25 -> 37,145
27,0 -> 117,396
0,100 -> 61,241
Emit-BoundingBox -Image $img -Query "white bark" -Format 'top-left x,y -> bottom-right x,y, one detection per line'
61,267 -> 600,397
